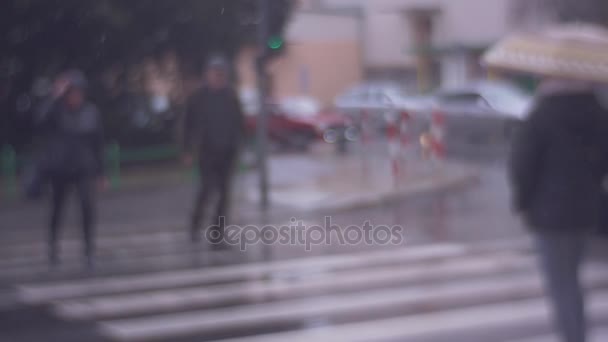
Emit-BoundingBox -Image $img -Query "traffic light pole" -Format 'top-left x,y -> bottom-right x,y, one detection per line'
256,0 -> 270,211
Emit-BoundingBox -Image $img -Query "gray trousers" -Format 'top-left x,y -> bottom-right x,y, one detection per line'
191,151 -> 237,242
49,175 -> 96,266
535,233 -> 587,342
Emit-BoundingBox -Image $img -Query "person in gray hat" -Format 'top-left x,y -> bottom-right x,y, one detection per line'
35,69 -> 106,269
182,56 -> 244,245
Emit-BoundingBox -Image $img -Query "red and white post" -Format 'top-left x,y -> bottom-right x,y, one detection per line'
361,109 -> 371,147
399,111 -> 411,160
360,108 -> 371,180
430,110 -> 446,166
386,113 -> 400,184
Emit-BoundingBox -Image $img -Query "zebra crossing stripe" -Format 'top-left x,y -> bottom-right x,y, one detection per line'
505,327 -> 608,342
1,221 -> 329,279
18,243 -> 472,303
98,270 -> 608,341
17,239 -> 531,304
0,244 -> 240,282
0,216 -> 325,259
211,292 -> 608,342
1,219 -> 187,245
54,253 -> 535,320
0,219 -> 328,267
0,229 -> 196,261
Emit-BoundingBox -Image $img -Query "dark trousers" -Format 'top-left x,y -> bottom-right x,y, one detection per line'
49,175 -> 96,264
191,152 -> 236,243
535,232 -> 587,342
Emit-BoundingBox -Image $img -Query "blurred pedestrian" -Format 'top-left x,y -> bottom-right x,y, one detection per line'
182,56 -> 244,245
35,70 -> 106,269
509,78 -> 608,342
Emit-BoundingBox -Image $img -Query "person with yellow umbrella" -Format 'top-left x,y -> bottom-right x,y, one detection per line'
484,23 -> 608,342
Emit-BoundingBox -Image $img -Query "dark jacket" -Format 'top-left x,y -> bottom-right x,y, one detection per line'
36,98 -> 104,178
183,86 -> 244,159
509,92 -> 608,232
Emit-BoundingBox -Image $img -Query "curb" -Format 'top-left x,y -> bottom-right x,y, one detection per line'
252,167 -> 481,218
314,168 -> 481,215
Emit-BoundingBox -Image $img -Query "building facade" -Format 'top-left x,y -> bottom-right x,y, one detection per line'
238,2 -> 363,107
322,0 -> 550,90
238,0 -> 551,108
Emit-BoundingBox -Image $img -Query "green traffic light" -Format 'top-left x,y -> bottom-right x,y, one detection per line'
267,36 -> 283,49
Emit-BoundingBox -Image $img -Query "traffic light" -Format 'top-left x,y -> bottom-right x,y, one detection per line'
267,36 -> 284,50
260,35 -> 286,62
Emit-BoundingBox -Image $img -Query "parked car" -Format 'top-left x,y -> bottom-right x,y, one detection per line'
432,81 -> 532,119
430,81 -> 534,157
245,96 -> 357,151
334,82 -> 432,133
335,82 -> 402,111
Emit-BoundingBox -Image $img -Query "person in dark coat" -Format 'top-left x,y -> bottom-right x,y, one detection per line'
182,57 -> 244,244
36,70 -> 106,269
509,79 -> 608,342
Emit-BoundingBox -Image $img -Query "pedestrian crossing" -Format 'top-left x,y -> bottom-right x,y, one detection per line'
6,233 -> 608,342
506,328 -> 608,342
0,226 -> 248,282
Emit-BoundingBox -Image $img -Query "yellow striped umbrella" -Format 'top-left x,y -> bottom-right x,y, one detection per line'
483,24 -> 608,83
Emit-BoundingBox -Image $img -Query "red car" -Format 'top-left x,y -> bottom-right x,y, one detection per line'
245,97 -> 358,151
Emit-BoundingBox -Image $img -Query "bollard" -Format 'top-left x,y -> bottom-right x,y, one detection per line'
399,111 -> 411,177
386,114 -> 400,185
400,111 -> 411,151
361,109 -> 371,146
430,110 -> 446,165
359,109 -> 371,182
1,145 -> 17,198
106,142 -> 121,189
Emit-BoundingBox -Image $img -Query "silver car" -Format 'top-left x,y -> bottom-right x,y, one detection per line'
433,81 -> 532,119
334,82 -> 433,134
431,81 -> 533,157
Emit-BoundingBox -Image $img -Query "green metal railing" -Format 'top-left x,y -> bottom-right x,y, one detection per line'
119,145 -> 180,163
1,143 -> 249,199
1,143 -> 184,198
106,142 -> 122,188
103,143 -> 192,188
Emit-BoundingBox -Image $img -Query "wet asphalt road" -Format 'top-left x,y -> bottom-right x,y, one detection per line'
325,159 -> 522,245
0,157 -> 530,340
1,156 -> 523,263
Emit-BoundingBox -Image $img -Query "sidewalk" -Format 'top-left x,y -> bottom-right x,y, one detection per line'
240,151 -> 478,215
0,144 -> 479,240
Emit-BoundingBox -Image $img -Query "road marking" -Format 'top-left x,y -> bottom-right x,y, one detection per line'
216,292 -> 608,342
0,230 -> 196,261
505,328 -> 608,342
17,243 -> 470,303
99,271 -> 608,341
0,246 -> 239,282
55,253 -> 535,320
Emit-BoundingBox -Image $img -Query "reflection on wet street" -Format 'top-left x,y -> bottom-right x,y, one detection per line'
5,159 -> 608,342
4,1 -> 608,341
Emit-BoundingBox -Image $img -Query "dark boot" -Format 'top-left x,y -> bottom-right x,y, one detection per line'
84,233 -> 95,272
48,179 -> 67,268
191,179 -> 211,243
78,177 -> 96,272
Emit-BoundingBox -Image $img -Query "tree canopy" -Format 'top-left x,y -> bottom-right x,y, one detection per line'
1,0 -> 295,147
